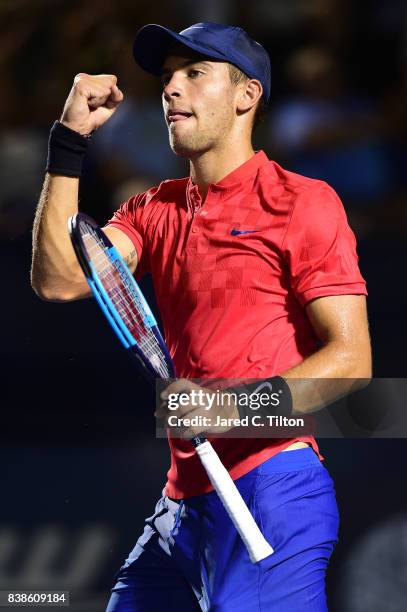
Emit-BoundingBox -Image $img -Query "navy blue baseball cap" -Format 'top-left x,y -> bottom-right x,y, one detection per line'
133,22 -> 271,102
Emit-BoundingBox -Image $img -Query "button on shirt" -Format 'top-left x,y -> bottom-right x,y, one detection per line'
107,151 -> 367,498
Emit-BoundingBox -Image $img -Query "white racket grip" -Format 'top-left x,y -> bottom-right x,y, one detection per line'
195,441 -> 274,563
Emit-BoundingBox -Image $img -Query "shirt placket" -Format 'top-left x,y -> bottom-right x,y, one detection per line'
185,183 -> 203,248
183,185 -> 220,279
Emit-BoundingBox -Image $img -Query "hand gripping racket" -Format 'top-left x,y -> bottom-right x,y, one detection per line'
68,212 -> 273,563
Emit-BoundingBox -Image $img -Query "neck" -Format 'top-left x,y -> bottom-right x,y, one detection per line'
189,141 -> 255,200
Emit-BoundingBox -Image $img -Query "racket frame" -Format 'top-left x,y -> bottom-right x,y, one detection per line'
69,213 -> 174,380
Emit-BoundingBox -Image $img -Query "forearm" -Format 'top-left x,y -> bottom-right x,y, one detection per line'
227,340 -> 371,423
31,173 -> 88,300
159,334 -> 372,439
282,340 -> 372,415
31,73 -> 124,302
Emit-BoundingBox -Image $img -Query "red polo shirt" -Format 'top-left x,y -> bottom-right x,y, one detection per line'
107,151 -> 367,498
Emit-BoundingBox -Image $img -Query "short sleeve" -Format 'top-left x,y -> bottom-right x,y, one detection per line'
281,184 -> 367,306
106,188 -> 156,278
106,194 -> 145,262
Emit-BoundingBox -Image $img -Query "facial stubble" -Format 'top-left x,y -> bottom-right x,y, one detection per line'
167,98 -> 235,158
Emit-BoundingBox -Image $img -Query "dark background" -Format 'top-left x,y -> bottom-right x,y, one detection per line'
1,1 -> 406,610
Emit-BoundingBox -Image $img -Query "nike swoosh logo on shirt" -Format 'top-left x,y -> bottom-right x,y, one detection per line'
230,228 -> 260,236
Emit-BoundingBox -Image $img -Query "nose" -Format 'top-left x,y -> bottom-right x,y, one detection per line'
162,73 -> 183,102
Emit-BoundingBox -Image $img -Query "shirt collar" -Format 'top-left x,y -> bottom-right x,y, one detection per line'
187,150 -> 270,201
215,150 -> 269,189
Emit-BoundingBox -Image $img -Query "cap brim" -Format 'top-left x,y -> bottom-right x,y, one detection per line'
133,24 -> 228,76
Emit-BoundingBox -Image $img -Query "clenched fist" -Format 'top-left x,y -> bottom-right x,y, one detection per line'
60,73 -> 124,135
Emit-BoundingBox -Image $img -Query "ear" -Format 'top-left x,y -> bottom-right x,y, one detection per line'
236,79 -> 263,113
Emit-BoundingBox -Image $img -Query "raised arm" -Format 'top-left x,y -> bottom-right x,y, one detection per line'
31,73 -> 136,301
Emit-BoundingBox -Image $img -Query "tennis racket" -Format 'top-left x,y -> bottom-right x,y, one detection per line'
68,212 -> 273,563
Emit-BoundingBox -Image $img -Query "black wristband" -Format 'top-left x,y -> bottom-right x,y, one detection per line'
227,376 -> 293,420
46,121 -> 90,177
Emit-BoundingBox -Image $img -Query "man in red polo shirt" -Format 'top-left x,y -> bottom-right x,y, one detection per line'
32,22 -> 371,612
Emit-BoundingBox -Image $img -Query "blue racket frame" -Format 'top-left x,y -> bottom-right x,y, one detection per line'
69,213 -> 175,380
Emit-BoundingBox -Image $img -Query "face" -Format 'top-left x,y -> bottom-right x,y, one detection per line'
161,47 -> 238,157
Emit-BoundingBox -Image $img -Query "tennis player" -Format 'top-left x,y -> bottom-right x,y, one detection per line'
31,22 -> 371,612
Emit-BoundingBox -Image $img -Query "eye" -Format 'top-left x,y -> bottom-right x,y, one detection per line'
161,68 -> 204,88
188,69 -> 204,78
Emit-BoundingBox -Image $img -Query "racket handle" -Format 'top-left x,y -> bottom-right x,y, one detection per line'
193,440 -> 274,563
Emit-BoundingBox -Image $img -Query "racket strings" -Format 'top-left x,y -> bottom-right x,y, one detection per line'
81,224 -> 170,377
91,240 -> 168,375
